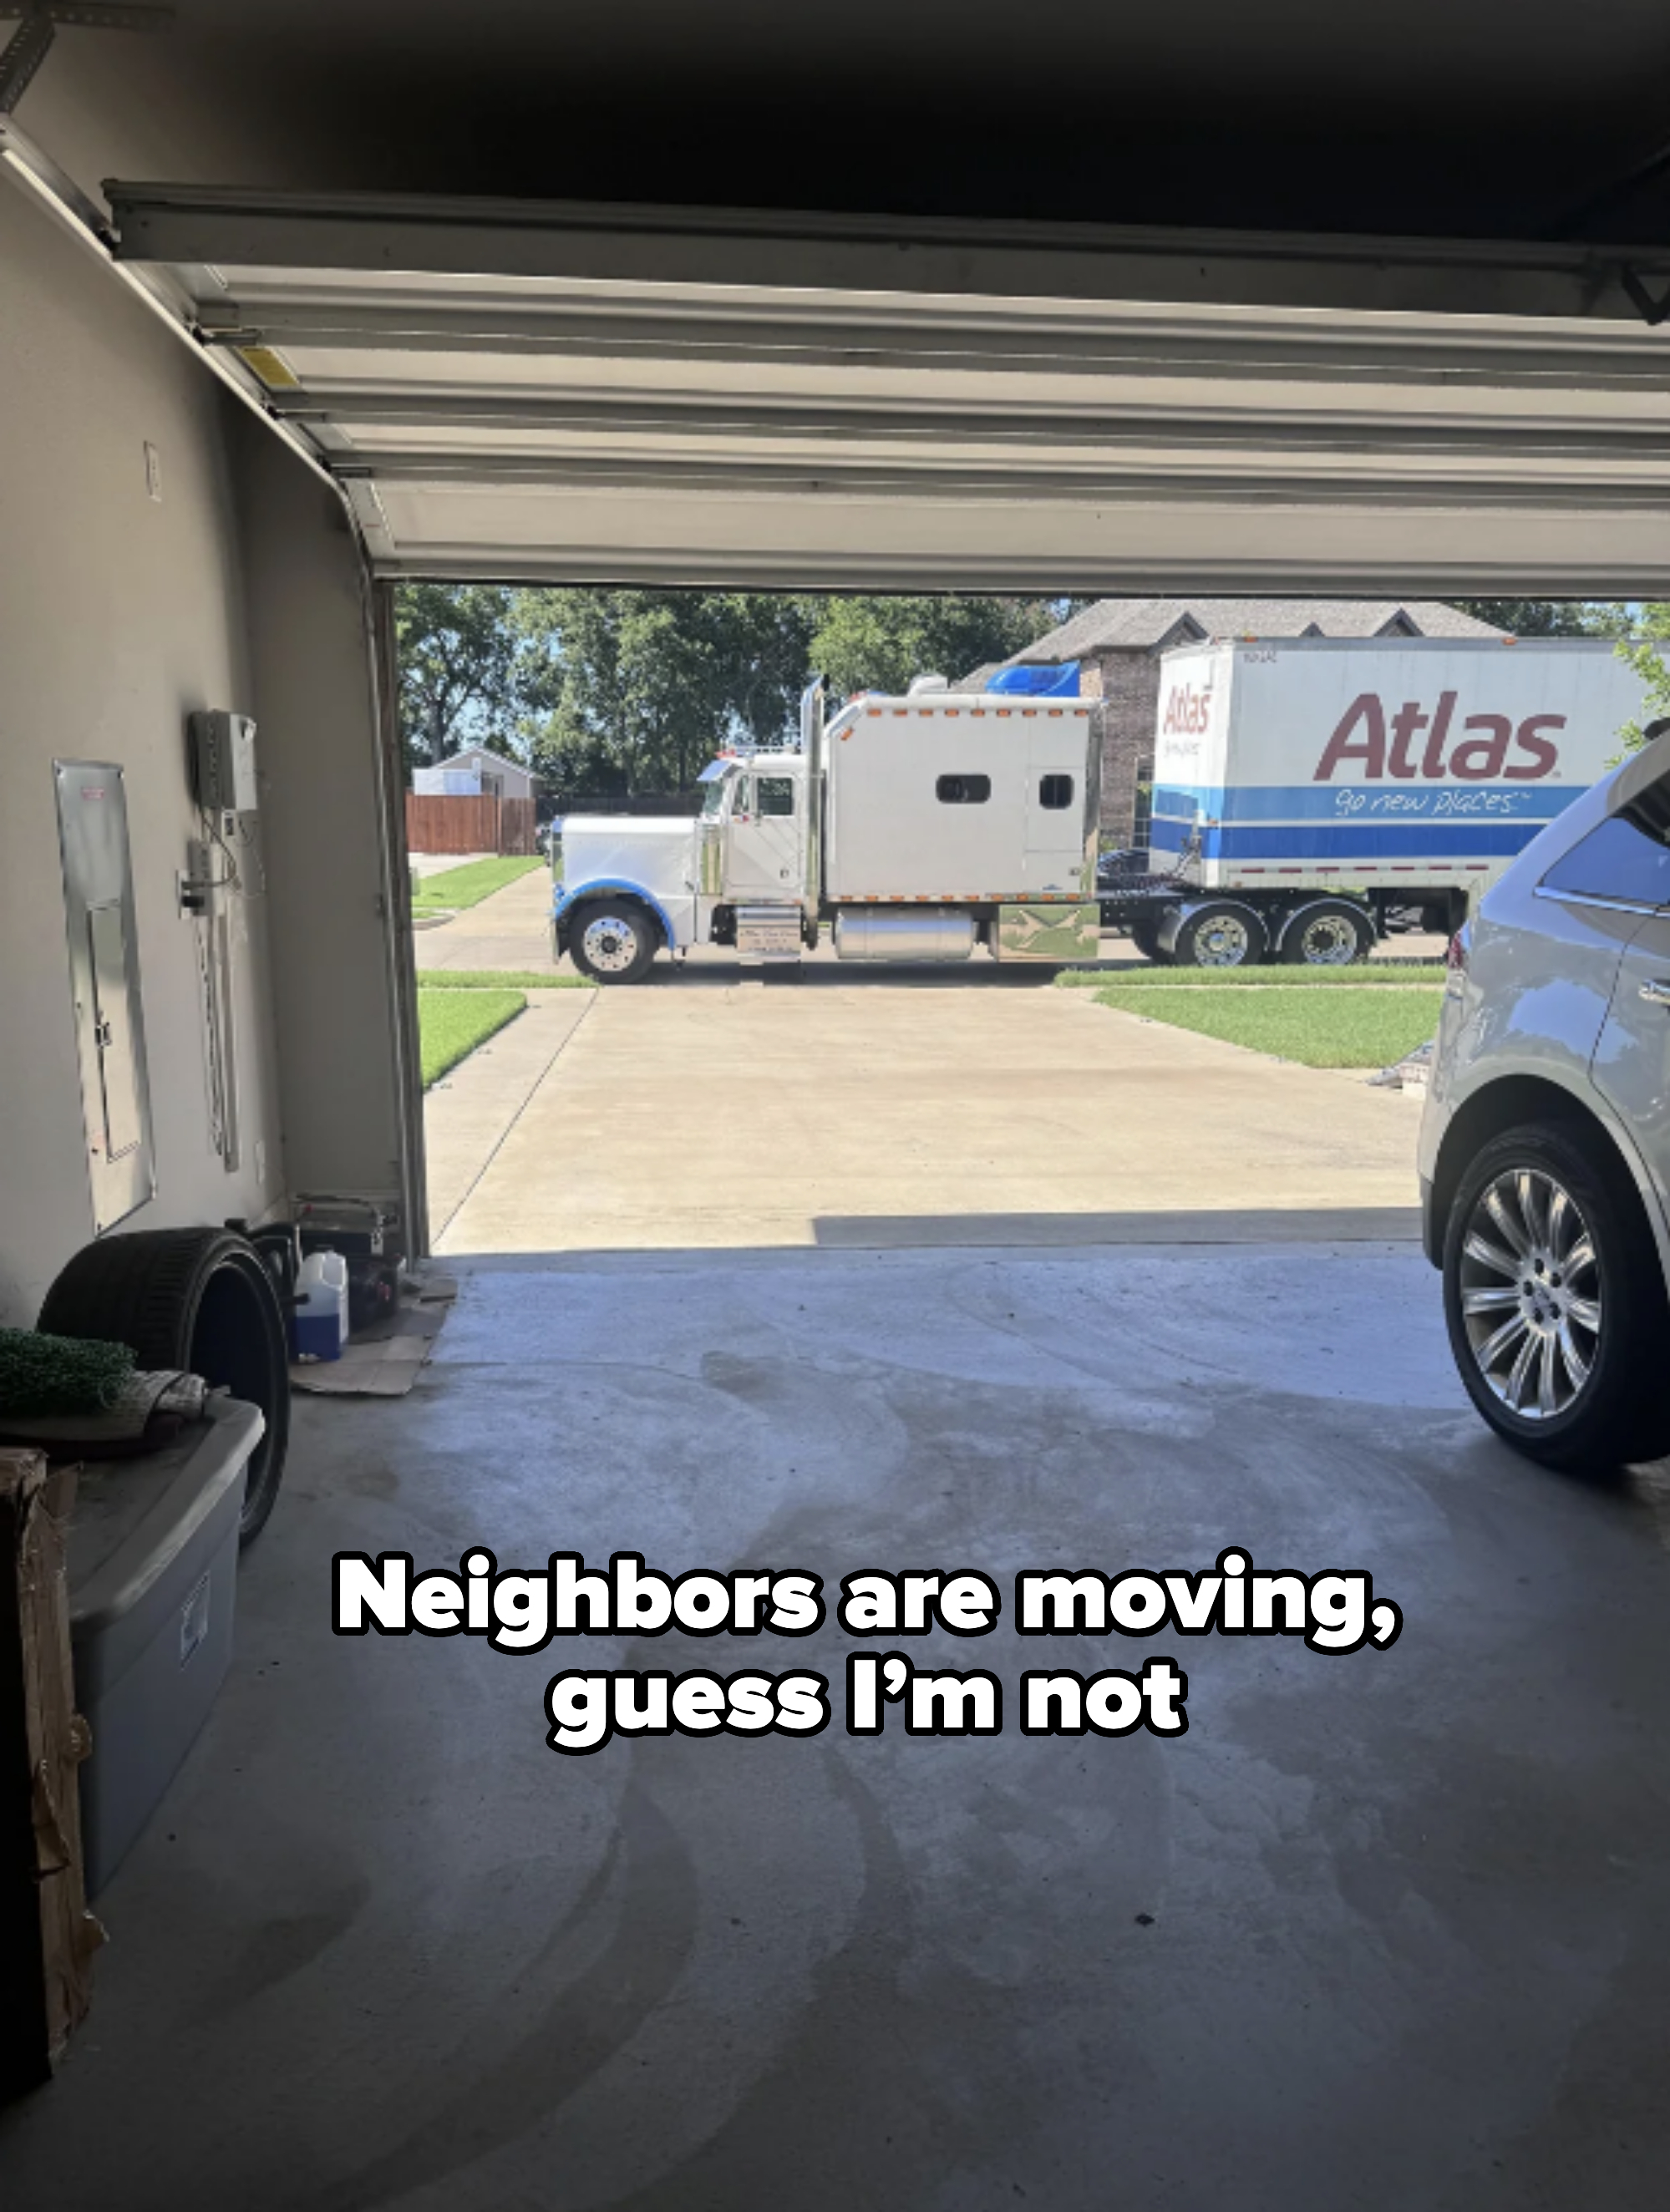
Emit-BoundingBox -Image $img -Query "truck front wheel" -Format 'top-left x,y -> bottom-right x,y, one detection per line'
568,900 -> 660,983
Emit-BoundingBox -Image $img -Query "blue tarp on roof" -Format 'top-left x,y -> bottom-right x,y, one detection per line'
986,662 -> 1080,698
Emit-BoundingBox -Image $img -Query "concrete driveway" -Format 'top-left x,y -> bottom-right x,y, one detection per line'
8,1240 -> 1670,2212
424,967 -> 1424,1254
414,862 -> 555,972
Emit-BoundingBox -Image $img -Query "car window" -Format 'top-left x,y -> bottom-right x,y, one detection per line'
756,777 -> 794,817
1541,816 -> 1670,907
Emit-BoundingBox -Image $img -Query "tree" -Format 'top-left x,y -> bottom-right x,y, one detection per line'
805,595 -> 1070,698
511,590 -> 820,795
1446,600 -> 1623,637
391,585 -> 1079,797
393,584 -> 520,769
1615,607 -> 1670,753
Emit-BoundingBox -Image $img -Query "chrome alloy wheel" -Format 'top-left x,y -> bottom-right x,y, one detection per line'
1458,1167 -> 1601,1420
1195,913 -> 1252,966
581,914 -> 642,974
1293,913 -> 1359,964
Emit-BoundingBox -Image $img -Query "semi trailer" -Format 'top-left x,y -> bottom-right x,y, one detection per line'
554,681 -> 1100,982
1106,637 -> 1652,966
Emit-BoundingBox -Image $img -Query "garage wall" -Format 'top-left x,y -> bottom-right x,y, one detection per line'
231,419 -> 413,1225
0,173 -> 290,1323
0,150 -> 417,1321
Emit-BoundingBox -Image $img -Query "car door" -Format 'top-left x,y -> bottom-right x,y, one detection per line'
1577,814 -> 1670,1217
725,771 -> 801,901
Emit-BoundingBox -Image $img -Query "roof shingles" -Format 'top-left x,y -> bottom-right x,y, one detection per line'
1008,596 -> 1504,665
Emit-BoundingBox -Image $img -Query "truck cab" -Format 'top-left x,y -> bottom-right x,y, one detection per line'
554,682 -> 1100,981
554,750 -> 812,980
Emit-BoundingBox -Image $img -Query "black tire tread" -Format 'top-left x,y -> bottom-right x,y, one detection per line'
39,1226 -> 245,1367
38,1227 -> 291,1544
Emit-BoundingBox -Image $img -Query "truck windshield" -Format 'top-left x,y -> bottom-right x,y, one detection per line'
699,767 -> 733,819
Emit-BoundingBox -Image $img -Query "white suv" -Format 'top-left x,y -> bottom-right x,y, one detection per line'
1420,722 -> 1670,1472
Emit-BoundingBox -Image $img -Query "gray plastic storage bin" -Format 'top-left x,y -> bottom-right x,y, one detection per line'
67,1398 -> 264,1895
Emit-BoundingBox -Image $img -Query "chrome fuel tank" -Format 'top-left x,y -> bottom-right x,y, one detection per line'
833,909 -> 976,961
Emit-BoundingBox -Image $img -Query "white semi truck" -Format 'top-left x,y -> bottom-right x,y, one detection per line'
1109,637 -> 1653,966
554,682 -> 1099,982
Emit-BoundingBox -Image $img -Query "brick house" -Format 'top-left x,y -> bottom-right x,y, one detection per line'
968,599 -> 1505,845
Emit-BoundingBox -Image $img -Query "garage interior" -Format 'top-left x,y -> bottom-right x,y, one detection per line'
5,6 -> 1670,2204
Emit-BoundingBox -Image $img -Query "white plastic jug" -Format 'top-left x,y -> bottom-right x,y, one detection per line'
294,1249 -> 348,1361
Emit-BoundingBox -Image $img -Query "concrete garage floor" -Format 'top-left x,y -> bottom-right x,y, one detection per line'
6,1243 -> 1670,2210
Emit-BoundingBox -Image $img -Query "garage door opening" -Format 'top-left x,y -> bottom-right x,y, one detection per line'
16,130 -> 1670,2209
398,582 -> 1644,1259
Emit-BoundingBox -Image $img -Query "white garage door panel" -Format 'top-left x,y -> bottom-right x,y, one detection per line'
95,180 -> 1670,591
361,481 -> 1670,593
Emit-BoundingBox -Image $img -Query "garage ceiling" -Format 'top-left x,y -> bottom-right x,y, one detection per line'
86,181 -> 1670,596
26,1 -> 1670,240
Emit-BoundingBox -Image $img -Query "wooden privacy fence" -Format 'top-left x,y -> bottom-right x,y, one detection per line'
405,794 -> 537,855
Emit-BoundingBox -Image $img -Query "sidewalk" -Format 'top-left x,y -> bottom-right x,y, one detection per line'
414,864 -> 556,972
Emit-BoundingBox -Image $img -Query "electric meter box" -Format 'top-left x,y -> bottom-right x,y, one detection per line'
188,710 -> 259,813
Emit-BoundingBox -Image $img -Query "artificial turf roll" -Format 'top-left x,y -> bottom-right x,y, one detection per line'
0,1327 -> 136,1416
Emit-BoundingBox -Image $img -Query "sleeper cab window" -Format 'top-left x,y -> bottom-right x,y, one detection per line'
1541,815 -> 1670,907
937,774 -> 992,804
756,777 -> 795,818
1039,774 -> 1074,810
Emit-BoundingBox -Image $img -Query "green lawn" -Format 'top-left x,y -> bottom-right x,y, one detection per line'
1093,982 -> 1443,1068
417,969 -> 591,991
1058,963 -> 1446,988
418,987 -> 526,1086
411,855 -> 544,914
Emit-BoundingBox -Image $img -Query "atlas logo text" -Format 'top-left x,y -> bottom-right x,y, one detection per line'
1313,692 -> 1561,782
1162,685 -> 1213,736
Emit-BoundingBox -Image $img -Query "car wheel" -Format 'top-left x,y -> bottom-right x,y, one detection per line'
568,901 -> 659,984
1442,1123 -> 1670,1472
1281,901 -> 1373,965
1172,903 -> 1267,968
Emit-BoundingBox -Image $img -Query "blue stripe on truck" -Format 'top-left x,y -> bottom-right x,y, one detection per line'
1152,781 -> 1582,825
554,878 -> 681,946
1149,819 -> 1546,861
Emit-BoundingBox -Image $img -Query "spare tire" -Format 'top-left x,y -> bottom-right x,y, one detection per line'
38,1227 -> 291,1545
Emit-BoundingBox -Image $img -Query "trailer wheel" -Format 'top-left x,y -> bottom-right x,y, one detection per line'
568,899 -> 660,983
1172,903 -> 1267,969
1281,901 -> 1373,966
38,1226 -> 291,1545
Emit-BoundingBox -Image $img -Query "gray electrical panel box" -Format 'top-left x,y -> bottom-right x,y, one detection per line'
54,761 -> 155,1233
187,710 -> 259,813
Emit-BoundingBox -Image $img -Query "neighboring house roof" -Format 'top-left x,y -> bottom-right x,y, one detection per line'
997,597 -> 1505,668
431,745 -> 536,777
